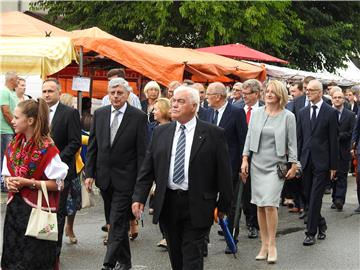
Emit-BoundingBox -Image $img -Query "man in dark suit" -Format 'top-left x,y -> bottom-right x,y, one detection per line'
233,79 -> 264,238
205,82 -> 247,252
228,82 -> 243,105
85,78 -> 148,270
42,78 -> 81,268
132,86 -> 232,270
192,82 -> 208,108
330,89 -> 355,211
297,79 -> 339,246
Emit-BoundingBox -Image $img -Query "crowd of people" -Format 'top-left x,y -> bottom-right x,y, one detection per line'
1,69 -> 360,270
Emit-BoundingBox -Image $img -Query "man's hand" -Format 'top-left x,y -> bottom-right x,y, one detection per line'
330,170 -> 337,180
84,178 -> 94,192
218,211 -> 225,220
132,202 -> 145,220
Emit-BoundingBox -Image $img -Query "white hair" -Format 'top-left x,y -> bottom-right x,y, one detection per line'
5,71 -> 17,82
174,85 -> 200,113
108,77 -> 131,92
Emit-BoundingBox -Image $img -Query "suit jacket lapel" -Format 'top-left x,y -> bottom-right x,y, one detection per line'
312,103 -> 325,132
303,105 -> 311,132
165,122 -> 176,173
111,104 -> 131,147
219,103 -> 231,128
50,102 -> 63,132
190,119 -> 206,163
103,106 -> 111,147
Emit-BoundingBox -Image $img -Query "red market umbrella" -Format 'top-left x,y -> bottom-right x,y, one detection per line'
197,43 -> 288,64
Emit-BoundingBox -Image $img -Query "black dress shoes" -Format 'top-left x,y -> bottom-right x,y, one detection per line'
317,224 -> 327,240
354,206 -> 360,213
330,203 -> 336,209
334,199 -> 343,211
101,266 -> 113,270
299,211 -> 307,219
217,230 -> 224,236
114,262 -> 132,270
248,227 -> 258,239
303,235 -> 316,246
101,224 -> 109,232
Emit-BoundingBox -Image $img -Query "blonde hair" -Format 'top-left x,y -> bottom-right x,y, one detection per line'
154,98 -> 171,121
60,93 -> 74,108
144,81 -> 161,99
266,80 -> 288,109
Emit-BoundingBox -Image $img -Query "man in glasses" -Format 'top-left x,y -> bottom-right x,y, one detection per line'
229,82 -> 243,105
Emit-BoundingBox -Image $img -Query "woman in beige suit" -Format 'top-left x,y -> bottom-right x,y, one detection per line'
241,80 -> 298,264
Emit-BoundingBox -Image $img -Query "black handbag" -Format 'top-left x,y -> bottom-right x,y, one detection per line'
276,162 -> 292,180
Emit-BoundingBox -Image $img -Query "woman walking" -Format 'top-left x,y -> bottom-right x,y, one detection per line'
241,80 -> 298,264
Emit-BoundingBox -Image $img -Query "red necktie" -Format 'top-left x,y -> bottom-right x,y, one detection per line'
246,106 -> 252,124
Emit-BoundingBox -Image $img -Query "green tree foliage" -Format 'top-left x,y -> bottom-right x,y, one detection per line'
30,1 -> 360,73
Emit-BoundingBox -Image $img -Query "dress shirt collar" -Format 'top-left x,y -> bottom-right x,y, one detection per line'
49,101 -> 60,113
311,98 -> 323,109
244,101 -> 259,112
111,102 -> 127,114
217,101 -> 228,115
176,116 -> 197,133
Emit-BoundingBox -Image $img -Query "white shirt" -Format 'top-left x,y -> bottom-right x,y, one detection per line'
168,116 -> 197,191
49,101 -> 60,124
110,103 -> 127,130
2,154 -> 68,182
310,99 -> 323,119
214,101 -> 228,126
244,101 -> 260,122
102,92 -> 142,110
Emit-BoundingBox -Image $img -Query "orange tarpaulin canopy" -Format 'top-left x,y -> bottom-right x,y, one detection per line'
0,11 -> 70,37
71,27 -> 266,86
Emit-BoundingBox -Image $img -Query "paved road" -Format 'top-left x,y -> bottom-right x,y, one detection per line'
1,177 -> 359,270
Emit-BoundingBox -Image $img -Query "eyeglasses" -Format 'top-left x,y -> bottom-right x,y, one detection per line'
232,88 -> 242,92
332,96 -> 344,99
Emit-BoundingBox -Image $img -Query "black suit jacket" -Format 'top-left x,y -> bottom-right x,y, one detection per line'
205,103 -> 247,176
51,103 -> 81,181
85,104 -> 148,191
197,106 -> 209,121
337,108 -> 355,160
132,119 -> 233,228
297,102 -> 339,171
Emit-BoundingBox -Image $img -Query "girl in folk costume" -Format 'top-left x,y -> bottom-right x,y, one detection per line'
1,99 -> 68,270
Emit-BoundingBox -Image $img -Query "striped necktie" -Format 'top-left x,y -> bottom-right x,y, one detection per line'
110,110 -> 121,145
173,125 -> 186,184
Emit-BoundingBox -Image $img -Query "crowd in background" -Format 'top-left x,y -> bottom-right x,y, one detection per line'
1,69 -> 360,270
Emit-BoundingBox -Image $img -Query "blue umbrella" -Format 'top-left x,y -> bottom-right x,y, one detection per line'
219,217 -> 237,257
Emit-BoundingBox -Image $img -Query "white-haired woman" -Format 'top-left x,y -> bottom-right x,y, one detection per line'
141,81 -> 161,123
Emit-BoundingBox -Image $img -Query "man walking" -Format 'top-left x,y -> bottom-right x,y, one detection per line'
85,78 -> 147,270
297,79 -> 338,246
132,86 -> 232,270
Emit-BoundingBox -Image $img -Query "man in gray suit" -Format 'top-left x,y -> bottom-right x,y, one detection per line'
235,79 -> 264,238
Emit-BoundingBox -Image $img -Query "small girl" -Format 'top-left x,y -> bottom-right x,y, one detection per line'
1,98 -> 68,270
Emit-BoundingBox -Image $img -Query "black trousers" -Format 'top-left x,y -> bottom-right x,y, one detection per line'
160,189 -> 209,270
242,176 -> 258,229
226,175 -> 241,239
303,163 -> 327,236
331,159 -> 349,204
56,179 -> 72,257
356,155 -> 360,205
101,189 -> 112,225
103,187 -> 132,268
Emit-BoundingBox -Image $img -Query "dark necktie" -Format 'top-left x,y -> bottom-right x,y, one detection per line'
173,125 -> 186,184
311,105 -> 317,129
246,106 -> 252,124
212,110 -> 219,125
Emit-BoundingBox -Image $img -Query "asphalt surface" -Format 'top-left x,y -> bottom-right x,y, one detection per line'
1,177 -> 359,270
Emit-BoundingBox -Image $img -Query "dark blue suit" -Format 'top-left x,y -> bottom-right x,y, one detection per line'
205,102 -> 247,238
297,101 -> 339,236
332,108 -> 355,204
